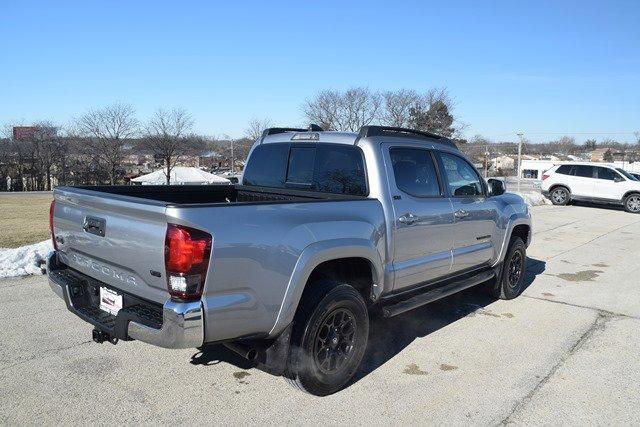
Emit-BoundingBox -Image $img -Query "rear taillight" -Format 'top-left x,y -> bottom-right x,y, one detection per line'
49,200 -> 58,250
164,223 -> 212,301
541,174 -> 550,181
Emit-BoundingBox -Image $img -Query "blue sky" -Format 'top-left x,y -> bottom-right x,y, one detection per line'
1,0 -> 639,143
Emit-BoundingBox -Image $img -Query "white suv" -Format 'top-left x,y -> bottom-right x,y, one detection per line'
541,163 -> 640,213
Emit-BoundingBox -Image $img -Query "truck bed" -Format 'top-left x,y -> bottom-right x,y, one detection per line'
72,184 -> 364,205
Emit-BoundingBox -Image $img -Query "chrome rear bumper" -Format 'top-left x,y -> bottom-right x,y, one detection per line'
47,252 -> 203,349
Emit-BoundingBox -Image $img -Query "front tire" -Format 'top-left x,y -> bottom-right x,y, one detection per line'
550,186 -> 570,206
623,194 -> 640,214
285,281 -> 369,396
490,236 -> 527,300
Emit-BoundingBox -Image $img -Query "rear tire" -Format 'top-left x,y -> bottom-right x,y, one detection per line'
285,281 -> 369,396
623,193 -> 640,214
489,236 -> 527,300
550,186 -> 570,206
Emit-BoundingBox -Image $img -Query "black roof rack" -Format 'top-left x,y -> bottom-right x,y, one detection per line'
357,126 -> 457,149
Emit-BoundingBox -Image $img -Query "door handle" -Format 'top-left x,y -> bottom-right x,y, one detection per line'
398,213 -> 419,225
454,210 -> 469,219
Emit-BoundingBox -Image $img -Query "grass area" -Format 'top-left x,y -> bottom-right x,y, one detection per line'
0,193 -> 53,248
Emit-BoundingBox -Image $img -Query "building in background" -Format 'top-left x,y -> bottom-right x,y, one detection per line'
491,155 -> 515,171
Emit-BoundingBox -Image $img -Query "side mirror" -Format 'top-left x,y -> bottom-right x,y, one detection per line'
614,175 -> 624,183
487,178 -> 506,196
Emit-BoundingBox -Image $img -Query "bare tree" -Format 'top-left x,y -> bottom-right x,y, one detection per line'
75,103 -> 138,184
382,89 -> 420,127
303,87 -> 382,131
30,121 -> 60,190
303,86 -> 464,137
245,117 -> 274,141
140,108 -> 199,184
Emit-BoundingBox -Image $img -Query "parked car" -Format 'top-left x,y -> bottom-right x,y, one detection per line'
47,125 -> 531,396
541,163 -> 640,213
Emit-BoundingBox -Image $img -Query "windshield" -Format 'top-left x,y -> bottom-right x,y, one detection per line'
616,168 -> 638,181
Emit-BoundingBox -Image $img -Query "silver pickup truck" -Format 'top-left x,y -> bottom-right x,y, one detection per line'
47,125 -> 531,396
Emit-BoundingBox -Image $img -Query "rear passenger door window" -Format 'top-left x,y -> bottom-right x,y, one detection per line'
437,152 -> 484,197
389,148 -> 441,197
313,145 -> 367,196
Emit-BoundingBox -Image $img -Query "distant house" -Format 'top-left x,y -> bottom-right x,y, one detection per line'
491,155 -> 515,170
589,148 -> 611,162
541,155 -> 561,162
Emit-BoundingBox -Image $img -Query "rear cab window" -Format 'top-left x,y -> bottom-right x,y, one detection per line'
242,144 -> 289,187
286,147 -> 315,186
243,143 -> 368,196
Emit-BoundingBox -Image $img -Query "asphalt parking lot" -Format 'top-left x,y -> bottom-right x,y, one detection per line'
1,203 -> 640,424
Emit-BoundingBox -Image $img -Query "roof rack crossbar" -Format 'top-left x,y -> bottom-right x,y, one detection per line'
357,126 -> 457,149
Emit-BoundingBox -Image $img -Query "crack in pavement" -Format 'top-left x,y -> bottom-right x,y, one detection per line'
500,313 -> 611,425
0,340 -> 93,373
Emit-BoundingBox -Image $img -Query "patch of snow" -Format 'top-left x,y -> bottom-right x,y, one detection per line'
0,240 -> 53,279
514,191 -> 550,206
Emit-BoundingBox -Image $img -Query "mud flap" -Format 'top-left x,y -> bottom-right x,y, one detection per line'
256,324 -> 292,376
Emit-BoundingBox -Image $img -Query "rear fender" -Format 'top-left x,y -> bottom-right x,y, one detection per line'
268,238 -> 383,337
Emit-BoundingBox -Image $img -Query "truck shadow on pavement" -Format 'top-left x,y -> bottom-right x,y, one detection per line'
190,256 -> 546,390
353,256 -> 545,384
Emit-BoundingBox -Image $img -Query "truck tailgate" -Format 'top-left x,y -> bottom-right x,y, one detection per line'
52,188 -> 170,304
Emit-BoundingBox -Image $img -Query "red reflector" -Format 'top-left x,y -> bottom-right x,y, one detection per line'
49,200 -> 58,251
541,174 -> 550,181
164,224 -> 212,301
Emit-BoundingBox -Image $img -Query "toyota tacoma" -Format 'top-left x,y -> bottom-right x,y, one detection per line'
47,125 -> 531,396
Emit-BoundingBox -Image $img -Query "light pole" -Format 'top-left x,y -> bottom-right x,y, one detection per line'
516,132 -> 524,192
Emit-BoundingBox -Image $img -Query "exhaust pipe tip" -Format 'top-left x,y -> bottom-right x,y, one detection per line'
224,342 -> 260,362
246,348 -> 258,361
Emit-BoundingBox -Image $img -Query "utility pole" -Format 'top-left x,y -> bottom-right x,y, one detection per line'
230,139 -> 235,173
516,132 -> 524,192
484,145 -> 489,178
